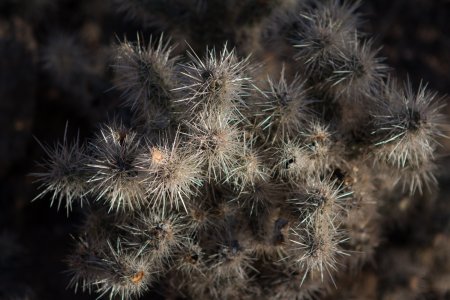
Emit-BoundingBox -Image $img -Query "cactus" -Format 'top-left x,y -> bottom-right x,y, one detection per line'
32,0 -> 447,299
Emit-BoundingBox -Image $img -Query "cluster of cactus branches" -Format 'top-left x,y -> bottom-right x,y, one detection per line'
33,0 -> 446,299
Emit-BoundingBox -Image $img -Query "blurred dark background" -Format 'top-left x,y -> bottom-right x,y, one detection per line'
0,0 -> 449,299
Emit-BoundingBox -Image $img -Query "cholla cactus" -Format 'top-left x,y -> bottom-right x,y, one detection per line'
33,0 -> 447,299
